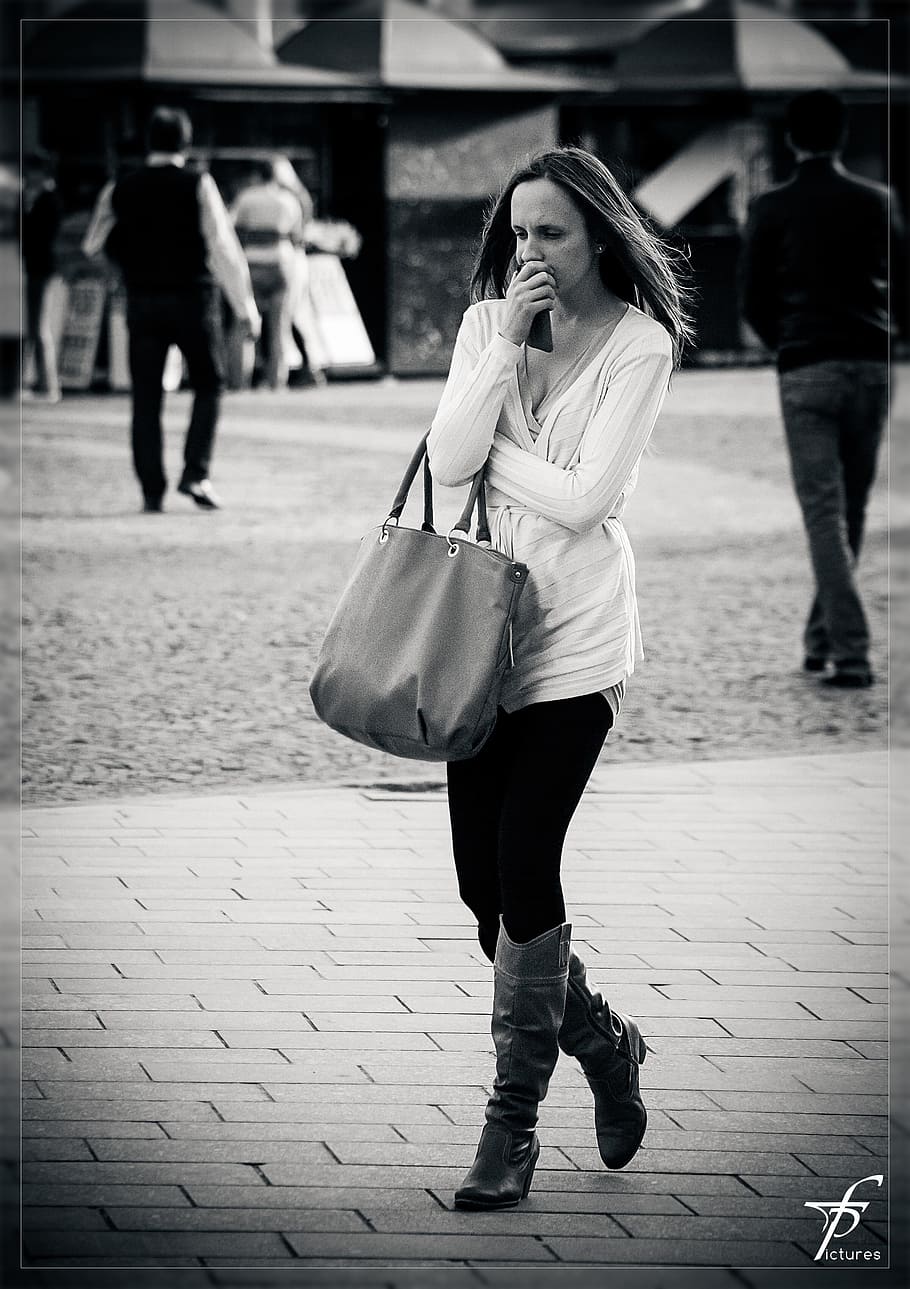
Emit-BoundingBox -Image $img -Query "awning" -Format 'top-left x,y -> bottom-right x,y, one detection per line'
610,0 -> 895,92
21,0 -> 363,88
460,0 -> 711,61
277,0 -> 590,93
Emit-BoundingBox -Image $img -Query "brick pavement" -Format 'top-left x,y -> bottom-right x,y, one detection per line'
18,749 -> 891,1280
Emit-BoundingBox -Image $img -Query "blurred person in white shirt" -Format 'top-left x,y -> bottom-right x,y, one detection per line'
231,158 -> 307,390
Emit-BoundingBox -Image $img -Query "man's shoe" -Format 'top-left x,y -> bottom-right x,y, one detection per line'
178,479 -> 220,510
823,669 -> 874,689
803,656 -> 827,673
143,496 -> 164,513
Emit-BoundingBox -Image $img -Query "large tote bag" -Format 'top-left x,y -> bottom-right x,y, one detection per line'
309,432 -> 528,762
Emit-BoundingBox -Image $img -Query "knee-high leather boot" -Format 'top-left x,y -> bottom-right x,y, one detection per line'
454,920 -> 571,1210
558,952 -> 648,1169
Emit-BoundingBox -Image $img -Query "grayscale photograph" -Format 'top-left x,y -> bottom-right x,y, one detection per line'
2,0 -> 907,1282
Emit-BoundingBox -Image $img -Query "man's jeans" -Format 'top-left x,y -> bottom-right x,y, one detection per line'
127,287 -> 224,501
779,359 -> 888,670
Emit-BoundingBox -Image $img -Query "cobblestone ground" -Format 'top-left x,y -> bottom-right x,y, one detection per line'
18,366 -> 908,805
17,751 -> 892,1276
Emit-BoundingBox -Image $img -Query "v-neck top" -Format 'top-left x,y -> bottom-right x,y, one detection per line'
518,304 -> 630,432
427,299 -> 673,712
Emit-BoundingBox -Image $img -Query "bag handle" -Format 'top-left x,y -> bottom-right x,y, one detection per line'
451,468 -> 491,546
386,431 -> 490,545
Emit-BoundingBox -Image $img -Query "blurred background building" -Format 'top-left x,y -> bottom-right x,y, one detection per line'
7,0 -> 907,380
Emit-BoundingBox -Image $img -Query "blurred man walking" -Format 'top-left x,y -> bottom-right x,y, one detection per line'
740,90 -> 904,688
83,106 -> 260,512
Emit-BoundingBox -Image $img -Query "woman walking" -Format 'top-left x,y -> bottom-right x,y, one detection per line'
426,147 -> 692,1210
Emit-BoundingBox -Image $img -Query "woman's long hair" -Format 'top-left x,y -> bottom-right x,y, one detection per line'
471,146 -> 696,368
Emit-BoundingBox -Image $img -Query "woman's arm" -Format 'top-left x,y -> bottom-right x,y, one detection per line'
485,339 -> 672,534
427,307 -> 523,487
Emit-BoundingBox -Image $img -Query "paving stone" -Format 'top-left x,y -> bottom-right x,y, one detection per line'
161,1121 -> 405,1142
22,1120 -> 169,1139
20,1207 -> 111,1230
250,1031 -> 441,1051
26,995 -> 206,1012
666,1111 -> 887,1135
23,1099 -> 224,1122
207,1102 -> 454,1126
257,1163 -> 479,1189
21,1050 -> 79,1078
34,1080 -> 276,1101
542,1236 -> 805,1265
24,1230 -> 290,1257
789,1152 -> 887,1177
105,1207 -> 369,1232
185,1184 -> 436,1210
24,1162 -> 263,1184
282,1141 -> 573,1170
616,1214 -> 828,1241
92,1010 -> 321,1029
739,1174 -> 889,1198
21,1140 -> 96,1162
704,1091 -> 887,1115
362,1207 -> 629,1236
558,1147 -> 815,1175
716,1018 -> 886,1039
24,1029 -> 226,1049
136,1057 -> 371,1084
88,1139 -> 336,1164
263,1083 -> 488,1105
22,1185 -> 192,1206
23,962 -> 128,978
640,1037 -> 863,1059
281,1232 -> 556,1260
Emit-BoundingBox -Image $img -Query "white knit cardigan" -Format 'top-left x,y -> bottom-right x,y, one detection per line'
427,298 -> 673,712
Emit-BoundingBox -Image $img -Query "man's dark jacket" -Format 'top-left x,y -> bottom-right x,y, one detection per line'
739,156 -> 906,371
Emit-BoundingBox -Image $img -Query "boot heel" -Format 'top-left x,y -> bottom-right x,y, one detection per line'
624,1016 -> 647,1064
521,1139 -> 540,1199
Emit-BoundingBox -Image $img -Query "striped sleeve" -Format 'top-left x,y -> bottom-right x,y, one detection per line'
485,337 -> 672,534
427,306 -> 523,487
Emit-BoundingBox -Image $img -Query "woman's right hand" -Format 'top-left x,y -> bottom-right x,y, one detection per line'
499,260 -> 556,347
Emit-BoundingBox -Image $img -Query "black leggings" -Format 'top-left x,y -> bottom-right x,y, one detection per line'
446,693 -> 614,960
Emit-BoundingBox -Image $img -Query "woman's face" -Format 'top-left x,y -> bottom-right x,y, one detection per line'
509,177 -> 599,294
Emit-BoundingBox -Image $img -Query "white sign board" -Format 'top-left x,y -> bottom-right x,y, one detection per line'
296,252 -> 375,371
58,276 -> 106,390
